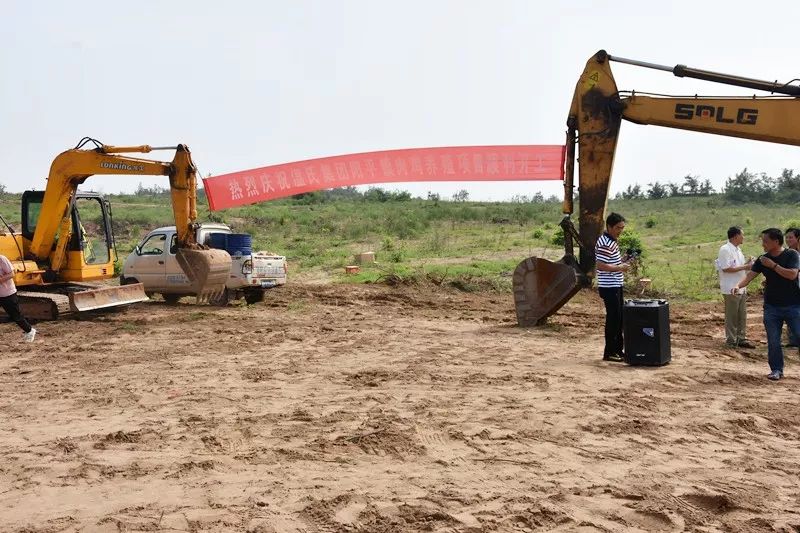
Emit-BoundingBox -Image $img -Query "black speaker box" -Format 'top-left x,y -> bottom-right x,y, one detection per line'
623,299 -> 671,366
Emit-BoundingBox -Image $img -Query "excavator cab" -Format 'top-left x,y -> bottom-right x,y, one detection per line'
22,190 -> 115,279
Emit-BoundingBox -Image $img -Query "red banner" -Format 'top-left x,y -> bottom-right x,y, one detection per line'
203,145 -> 565,211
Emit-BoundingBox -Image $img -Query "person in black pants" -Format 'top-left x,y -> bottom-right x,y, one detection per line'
732,228 -> 800,381
595,213 -> 632,362
0,254 -> 36,342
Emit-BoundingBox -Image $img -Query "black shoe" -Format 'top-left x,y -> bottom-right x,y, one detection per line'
603,354 -> 625,362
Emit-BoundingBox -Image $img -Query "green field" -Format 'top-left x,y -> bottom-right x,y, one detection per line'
1,190 -> 797,301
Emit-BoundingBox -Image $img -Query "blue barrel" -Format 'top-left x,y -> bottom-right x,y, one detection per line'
224,233 -> 252,256
208,233 -> 229,250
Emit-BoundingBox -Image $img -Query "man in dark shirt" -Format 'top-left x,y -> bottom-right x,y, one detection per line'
733,228 -> 800,380
785,227 -> 800,347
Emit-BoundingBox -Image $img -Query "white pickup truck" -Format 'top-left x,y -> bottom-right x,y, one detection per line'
120,223 -> 286,305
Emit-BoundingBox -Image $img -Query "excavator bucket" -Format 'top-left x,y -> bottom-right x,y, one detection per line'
176,248 -> 232,303
512,256 -> 581,327
68,283 -> 150,313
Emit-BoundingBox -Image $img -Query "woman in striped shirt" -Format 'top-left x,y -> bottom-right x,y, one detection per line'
595,212 -> 632,362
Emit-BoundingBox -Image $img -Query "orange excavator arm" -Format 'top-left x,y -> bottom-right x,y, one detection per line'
514,50 -> 800,326
32,141 -> 199,260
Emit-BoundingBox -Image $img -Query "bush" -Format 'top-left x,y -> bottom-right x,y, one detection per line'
361,187 -> 412,202
645,217 -> 657,228
389,249 -> 405,263
291,191 -> 324,204
783,219 -> 800,232
619,230 -> 645,257
425,231 -> 448,253
550,228 -> 565,246
384,212 -> 424,239
532,228 -> 544,239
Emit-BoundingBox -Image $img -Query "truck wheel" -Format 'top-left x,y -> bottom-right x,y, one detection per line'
162,294 -> 181,305
209,288 -> 231,307
244,290 -> 265,305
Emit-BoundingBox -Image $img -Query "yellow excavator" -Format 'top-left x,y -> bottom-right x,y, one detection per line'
514,50 -> 800,326
0,138 -> 232,320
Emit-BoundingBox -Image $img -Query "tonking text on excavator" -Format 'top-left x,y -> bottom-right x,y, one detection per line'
513,50 -> 800,326
0,138 -> 231,320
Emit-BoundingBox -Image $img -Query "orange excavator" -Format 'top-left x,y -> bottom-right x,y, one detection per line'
513,50 -> 800,326
0,138 -> 231,319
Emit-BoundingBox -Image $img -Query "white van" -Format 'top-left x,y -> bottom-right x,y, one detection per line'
121,223 -> 286,305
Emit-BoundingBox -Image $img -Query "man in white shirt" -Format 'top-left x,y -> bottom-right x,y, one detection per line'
717,227 -> 753,348
0,253 -> 36,342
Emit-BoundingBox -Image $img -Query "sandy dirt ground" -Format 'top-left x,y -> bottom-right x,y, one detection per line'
2,283 -> 800,532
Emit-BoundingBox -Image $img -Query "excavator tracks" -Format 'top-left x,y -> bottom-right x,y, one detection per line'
14,292 -> 72,320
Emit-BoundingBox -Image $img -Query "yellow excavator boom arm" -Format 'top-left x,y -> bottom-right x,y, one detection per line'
30,144 -> 199,261
621,95 -> 800,146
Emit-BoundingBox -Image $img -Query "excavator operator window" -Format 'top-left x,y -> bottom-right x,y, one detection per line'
26,202 -> 41,236
73,197 -> 110,266
21,191 -> 44,241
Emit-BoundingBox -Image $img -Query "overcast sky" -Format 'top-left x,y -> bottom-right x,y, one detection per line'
2,0 -> 799,201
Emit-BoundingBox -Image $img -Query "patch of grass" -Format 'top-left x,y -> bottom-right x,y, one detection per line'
7,188 -> 799,302
287,300 -> 310,312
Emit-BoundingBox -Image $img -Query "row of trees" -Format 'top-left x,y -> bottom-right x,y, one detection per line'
616,168 -> 800,203
7,168 -> 795,205
617,175 -> 715,200
298,168 -> 800,205
291,187 -> 476,204
723,168 -> 800,203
